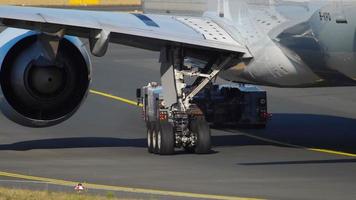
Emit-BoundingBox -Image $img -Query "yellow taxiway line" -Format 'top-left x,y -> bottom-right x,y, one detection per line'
241,133 -> 356,158
307,148 -> 356,157
90,89 -> 356,158
0,171 -> 264,200
90,89 -> 142,107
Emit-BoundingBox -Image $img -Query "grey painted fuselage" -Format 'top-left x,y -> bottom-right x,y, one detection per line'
216,0 -> 356,87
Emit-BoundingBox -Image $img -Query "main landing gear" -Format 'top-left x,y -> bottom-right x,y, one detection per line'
137,47 -> 238,155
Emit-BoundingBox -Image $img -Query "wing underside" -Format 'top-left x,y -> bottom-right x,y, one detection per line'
0,6 -> 251,57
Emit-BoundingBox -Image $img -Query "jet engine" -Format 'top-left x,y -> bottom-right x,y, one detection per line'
0,28 -> 91,127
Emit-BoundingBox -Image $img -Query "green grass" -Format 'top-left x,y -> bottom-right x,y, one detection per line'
0,187 -> 136,200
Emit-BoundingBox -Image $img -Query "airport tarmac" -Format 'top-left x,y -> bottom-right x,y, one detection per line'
0,33 -> 356,200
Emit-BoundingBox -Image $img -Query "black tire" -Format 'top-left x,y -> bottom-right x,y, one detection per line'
146,122 -> 154,153
191,118 -> 211,154
151,122 -> 159,154
156,121 -> 175,155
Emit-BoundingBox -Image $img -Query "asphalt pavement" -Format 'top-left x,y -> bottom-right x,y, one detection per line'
0,27 -> 355,200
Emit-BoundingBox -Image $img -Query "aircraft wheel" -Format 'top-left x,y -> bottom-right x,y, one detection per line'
146,122 -> 154,153
191,117 -> 211,154
156,121 -> 175,155
152,122 -> 158,154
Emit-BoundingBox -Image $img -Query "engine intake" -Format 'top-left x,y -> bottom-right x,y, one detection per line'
0,28 -> 91,127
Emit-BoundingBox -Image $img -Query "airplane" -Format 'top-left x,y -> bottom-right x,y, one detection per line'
0,0 -> 354,155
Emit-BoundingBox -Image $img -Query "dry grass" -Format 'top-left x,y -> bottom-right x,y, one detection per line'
0,187 -> 135,200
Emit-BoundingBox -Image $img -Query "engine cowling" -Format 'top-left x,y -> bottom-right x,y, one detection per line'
0,28 -> 91,127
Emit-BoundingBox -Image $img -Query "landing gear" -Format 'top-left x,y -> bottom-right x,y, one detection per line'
138,47 -> 238,155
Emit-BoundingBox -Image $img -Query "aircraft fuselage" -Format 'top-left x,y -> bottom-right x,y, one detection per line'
218,0 -> 356,87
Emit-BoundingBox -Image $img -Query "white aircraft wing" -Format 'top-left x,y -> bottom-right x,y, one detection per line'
0,6 -> 251,57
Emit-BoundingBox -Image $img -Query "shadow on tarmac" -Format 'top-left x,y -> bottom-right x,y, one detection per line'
232,113 -> 356,166
0,135 -> 269,151
0,114 -> 356,154
223,113 -> 356,153
0,137 -> 146,151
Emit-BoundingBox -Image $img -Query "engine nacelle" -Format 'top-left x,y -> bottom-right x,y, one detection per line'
0,28 -> 91,127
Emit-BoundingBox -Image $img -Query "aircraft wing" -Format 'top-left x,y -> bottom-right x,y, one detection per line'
0,6 -> 251,57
